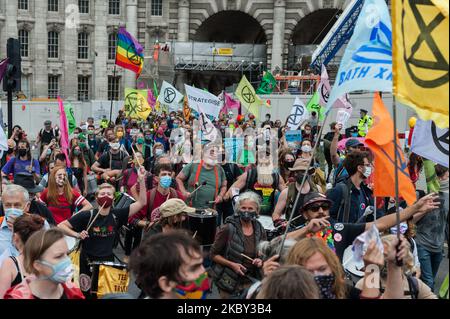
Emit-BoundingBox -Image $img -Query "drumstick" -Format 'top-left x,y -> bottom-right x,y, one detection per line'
86,202 -> 107,232
131,147 -> 143,169
240,253 -> 254,263
189,181 -> 207,197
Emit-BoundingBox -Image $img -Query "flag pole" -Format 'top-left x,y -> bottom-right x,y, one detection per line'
392,95 -> 402,266
277,111 -> 330,256
109,64 -> 117,124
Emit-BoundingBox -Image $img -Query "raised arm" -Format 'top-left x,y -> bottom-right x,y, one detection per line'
330,123 -> 342,167
129,167 -> 147,217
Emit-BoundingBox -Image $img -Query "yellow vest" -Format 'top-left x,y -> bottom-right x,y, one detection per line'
358,115 -> 373,137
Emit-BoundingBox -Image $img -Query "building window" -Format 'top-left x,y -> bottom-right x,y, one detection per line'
18,0 -> 28,10
108,76 -> 120,100
48,31 -> 59,58
109,0 -> 120,15
78,76 -> 89,101
21,75 -> 31,99
19,30 -> 29,58
78,0 -> 89,14
48,0 -> 58,12
48,75 -> 59,99
78,32 -> 89,59
151,0 -> 163,16
108,32 -> 117,60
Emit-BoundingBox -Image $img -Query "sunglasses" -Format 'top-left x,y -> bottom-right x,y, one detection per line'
306,203 -> 330,212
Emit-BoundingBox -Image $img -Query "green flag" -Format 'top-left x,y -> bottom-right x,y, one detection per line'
153,80 -> 159,97
256,71 -> 277,95
306,91 -> 326,121
235,75 -> 263,120
64,101 -> 76,135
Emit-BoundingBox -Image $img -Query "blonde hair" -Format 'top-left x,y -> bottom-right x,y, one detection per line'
95,183 -> 116,196
286,237 -> 347,299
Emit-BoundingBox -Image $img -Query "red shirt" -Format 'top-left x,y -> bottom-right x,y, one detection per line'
128,188 -> 185,223
40,189 -> 86,224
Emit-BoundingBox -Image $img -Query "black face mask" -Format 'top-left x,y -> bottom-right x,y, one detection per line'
296,173 -> 307,185
239,210 -> 257,222
285,161 -> 294,169
18,149 -> 27,157
314,274 -> 336,299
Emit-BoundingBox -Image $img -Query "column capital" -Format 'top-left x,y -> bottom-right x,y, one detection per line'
274,0 -> 286,8
126,0 -> 138,6
179,0 -> 190,8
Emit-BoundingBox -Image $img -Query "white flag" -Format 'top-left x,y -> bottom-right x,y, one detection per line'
0,104 -> 8,157
287,97 -> 309,130
334,94 -> 353,114
185,84 -> 221,119
157,81 -> 184,111
318,65 -> 331,107
199,112 -> 220,143
411,120 -> 449,168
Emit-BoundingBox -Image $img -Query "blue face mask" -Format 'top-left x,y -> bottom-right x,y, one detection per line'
173,124 -> 179,129
38,256 -> 74,283
160,175 -> 172,189
4,208 -> 24,223
351,133 -> 358,137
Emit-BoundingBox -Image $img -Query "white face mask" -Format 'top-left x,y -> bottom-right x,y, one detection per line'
301,145 -> 312,153
363,166 -> 372,178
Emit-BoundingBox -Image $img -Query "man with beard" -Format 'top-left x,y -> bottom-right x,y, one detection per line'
225,149 -> 286,217
326,150 -> 383,223
176,144 -> 227,210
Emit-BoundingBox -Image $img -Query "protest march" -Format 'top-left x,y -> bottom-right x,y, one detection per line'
0,0 -> 448,304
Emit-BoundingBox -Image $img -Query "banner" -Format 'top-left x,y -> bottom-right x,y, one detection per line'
185,84 -> 221,119
124,88 -> 151,120
64,101 -> 76,135
411,119 -> 449,168
224,137 -> 245,163
256,71 -> 277,95
285,130 -> 303,150
199,113 -> 220,143
318,64 -> 331,107
0,58 -> 8,83
393,0 -> 449,128
287,97 -> 309,130
306,91 -> 326,121
96,265 -> 129,299
235,75 -> 262,120
157,81 -> 183,111
327,0 -> 393,111
365,93 -> 416,205
334,94 -> 353,113
220,92 -> 240,114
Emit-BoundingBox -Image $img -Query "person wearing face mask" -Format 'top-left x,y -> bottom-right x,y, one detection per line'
40,166 -> 92,225
154,127 -> 169,152
1,140 -> 41,184
414,162 -> 449,290
298,139 -> 326,191
210,192 -> 266,299
115,125 -> 132,154
91,139 -> 129,183
326,151 -> 383,223
86,125 -> 100,156
95,128 -> 116,158
35,120 -> 60,151
3,228 -> 84,299
272,158 -> 322,230
260,114 -> 273,128
146,142 -> 165,173
77,133 -> 96,167
278,150 -> 296,183
0,214 -> 45,298
302,124 -> 313,141
130,231 -> 209,299
132,133 -> 151,160
69,145 -> 88,197
58,169 -> 147,297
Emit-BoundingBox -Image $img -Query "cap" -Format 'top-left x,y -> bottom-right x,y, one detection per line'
301,192 -> 333,211
159,198 -> 196,218
345,138 -> 364,148
44,120 -> 52,125
14,172 -> 44,194
289,158 -> 310,171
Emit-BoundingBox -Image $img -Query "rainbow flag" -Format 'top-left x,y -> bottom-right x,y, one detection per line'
115,27 -> 144,77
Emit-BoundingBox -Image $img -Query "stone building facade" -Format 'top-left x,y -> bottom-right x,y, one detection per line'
0,0 -> 351,100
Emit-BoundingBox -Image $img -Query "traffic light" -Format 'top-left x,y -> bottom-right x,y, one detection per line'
3,38 -> 21,92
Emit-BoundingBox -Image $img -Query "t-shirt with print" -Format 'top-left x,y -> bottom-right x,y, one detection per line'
68,207 -> 129,257
1,157 -> 40,177
40,189 -> 86,224
252,182 -> 276,216
181,163 -> 226,210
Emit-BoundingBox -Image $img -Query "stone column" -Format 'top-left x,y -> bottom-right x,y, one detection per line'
5,0 -> 18,38
93,1 -> 108,100
63,0 -> 78,100
177,0 -> 190,42
271,0 -> 286,71
124,0 -> 138,89
33,1 -> 48,98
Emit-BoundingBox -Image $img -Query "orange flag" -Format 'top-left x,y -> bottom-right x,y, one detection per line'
365,93 -> 416,206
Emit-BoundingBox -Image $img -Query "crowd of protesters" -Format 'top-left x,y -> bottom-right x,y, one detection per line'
0,107 -> 447,300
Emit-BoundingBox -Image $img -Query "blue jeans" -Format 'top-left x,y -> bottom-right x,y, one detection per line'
417,244 -> 443,290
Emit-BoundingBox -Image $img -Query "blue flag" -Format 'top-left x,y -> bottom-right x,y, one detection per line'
327,0 -> 392,111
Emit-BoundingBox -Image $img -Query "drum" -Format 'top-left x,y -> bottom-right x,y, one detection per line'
188,209 -> 217,246
87,174 -> 98,195
64,236 -> 79,254
342,245 -> 365,285
88,261 -> 129,298
257,215 -> 279,241
114,192 -> 136,209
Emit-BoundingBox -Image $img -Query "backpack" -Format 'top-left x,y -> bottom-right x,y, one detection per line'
333,160 -> 348,187
146,187 -> 178,220
326,179 -> 352,223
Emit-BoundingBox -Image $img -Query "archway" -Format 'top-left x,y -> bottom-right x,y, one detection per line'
289,9 -> 342,71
